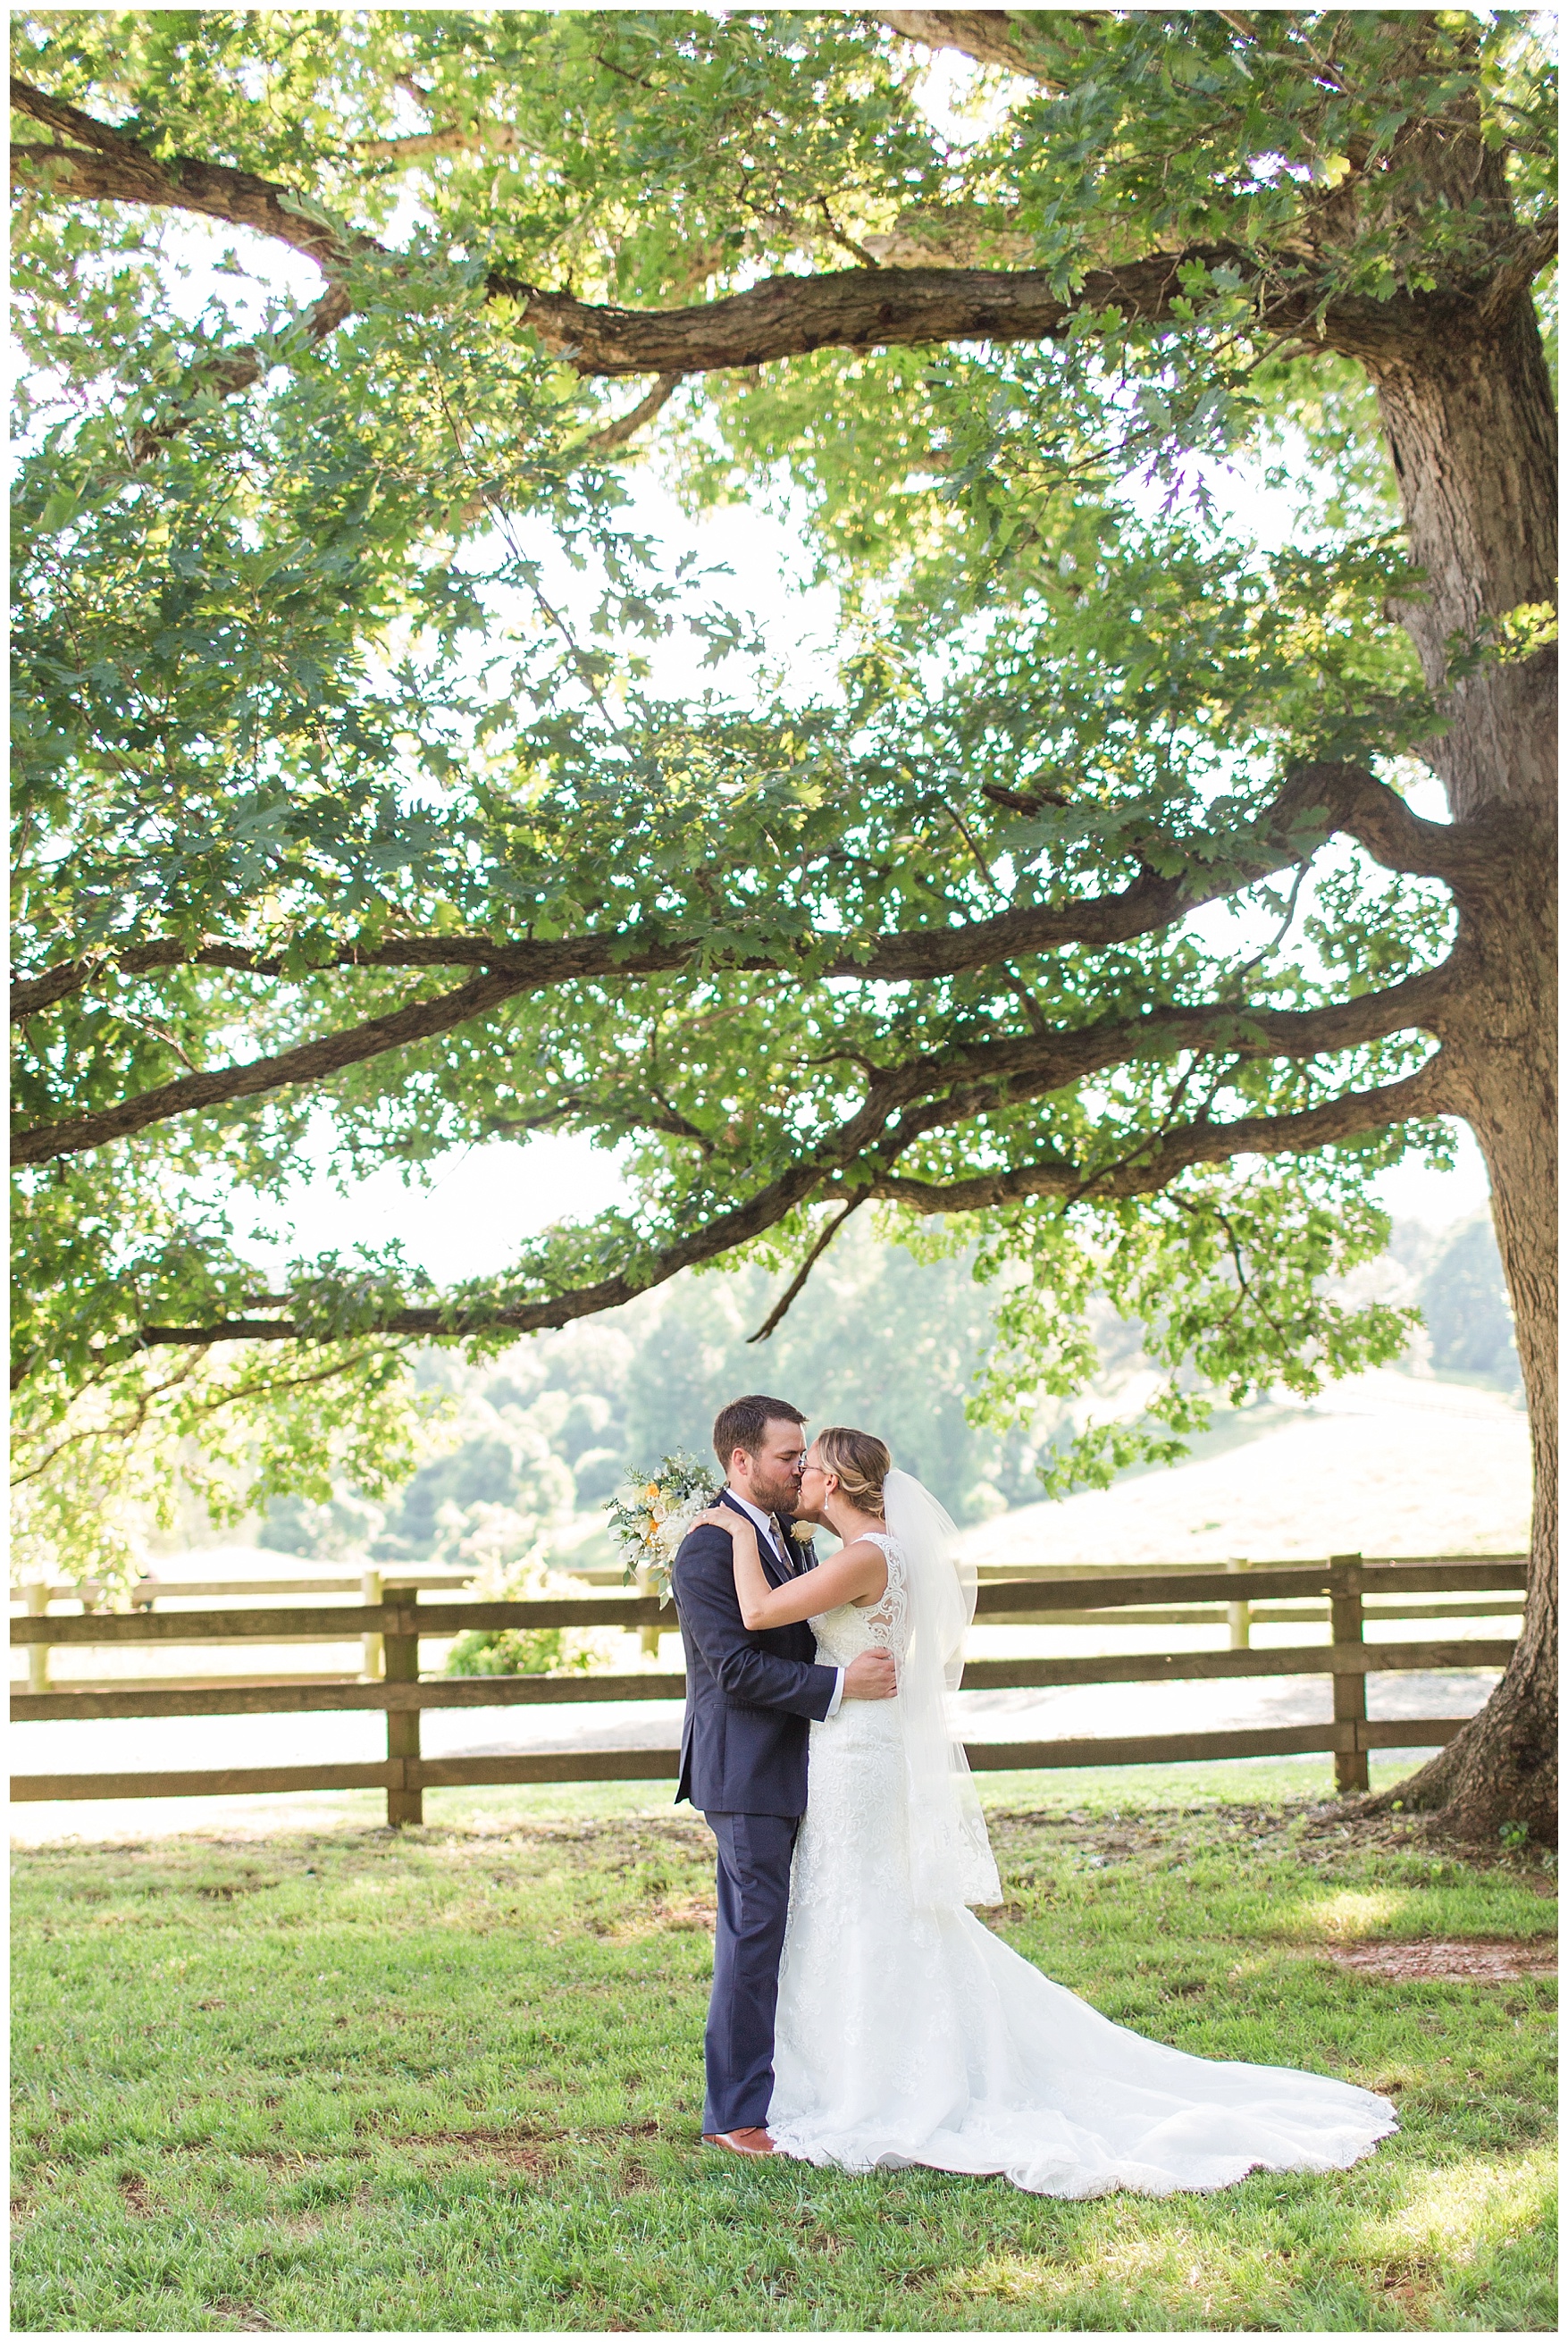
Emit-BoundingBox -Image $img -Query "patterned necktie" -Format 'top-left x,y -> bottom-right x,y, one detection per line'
771,1514 -> 795,1574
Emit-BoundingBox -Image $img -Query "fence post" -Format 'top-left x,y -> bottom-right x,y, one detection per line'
1227,1556 -> 1252,1650
383,1591 -> 423,1827
360,1568 -> 384,1683
26,1582 -> 50,1692
1329,1553 -> 1369,1794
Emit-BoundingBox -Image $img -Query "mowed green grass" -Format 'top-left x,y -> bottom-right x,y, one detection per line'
12,1776 -> 1556,2334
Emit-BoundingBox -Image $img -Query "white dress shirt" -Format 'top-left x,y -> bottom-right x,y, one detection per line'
725,1488 -> 845,1719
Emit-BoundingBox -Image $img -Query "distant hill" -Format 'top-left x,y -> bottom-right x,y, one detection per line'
256,1213 -> 1523,1567
956,1371 -> 1530,1574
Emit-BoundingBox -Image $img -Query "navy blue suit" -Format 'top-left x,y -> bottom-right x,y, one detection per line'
671,1492 -> 838,2134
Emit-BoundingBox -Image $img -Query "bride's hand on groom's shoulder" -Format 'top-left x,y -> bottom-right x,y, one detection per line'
692,1507 -> 742,1536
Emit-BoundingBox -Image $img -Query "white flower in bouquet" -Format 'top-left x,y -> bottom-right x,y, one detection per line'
606,1450 -> 718,1605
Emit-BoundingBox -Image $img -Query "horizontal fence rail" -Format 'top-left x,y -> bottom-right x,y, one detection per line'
10,1640 -> 1522,1725
11,1554 -> 1527,1601
7,1574 -> 475,1607
11,1554 -> 1524,1820
13,1717 -> 1472,1809
8,1558 -> 1531,1647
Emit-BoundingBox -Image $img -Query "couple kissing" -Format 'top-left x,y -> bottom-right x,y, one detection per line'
669,1394 -> 1398,2197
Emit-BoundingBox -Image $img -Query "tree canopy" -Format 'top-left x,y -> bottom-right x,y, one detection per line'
10,12 -> 1557,1834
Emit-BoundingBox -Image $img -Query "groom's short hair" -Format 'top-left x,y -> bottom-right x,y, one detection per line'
713,1394 -> 806,1472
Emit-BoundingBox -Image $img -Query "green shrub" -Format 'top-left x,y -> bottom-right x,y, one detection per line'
444,1625 -> 598,1677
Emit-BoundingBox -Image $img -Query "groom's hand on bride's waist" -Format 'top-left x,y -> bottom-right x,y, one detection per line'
841,1650 -> 898,1700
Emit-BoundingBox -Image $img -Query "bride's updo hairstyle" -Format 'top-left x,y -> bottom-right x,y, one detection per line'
816,1427 -> 892,1519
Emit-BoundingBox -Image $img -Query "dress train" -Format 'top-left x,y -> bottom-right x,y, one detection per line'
768,1536 -> 1396,2198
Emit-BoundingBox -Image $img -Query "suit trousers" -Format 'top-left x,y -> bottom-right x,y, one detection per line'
702,1809 -> 800,2135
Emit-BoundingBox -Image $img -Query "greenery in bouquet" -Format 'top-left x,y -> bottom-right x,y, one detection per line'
607,1452 -> 718,1605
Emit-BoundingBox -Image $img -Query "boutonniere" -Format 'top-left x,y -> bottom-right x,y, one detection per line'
789,1521 -> 816,1545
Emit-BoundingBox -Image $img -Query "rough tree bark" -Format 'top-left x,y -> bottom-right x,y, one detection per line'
1358,288 -> 1558,1839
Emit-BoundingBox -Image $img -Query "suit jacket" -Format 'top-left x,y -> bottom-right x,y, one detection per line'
672,1490 -> 838,1817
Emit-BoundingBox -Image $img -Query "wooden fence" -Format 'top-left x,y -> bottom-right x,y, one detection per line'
11,1554 -> 1524,1826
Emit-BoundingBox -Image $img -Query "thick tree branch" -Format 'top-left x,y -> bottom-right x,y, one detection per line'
10,957 -> 658,1168
872,11 -> 1054,81
10,78 -> 365,270
12,937 -> 499,1018
2,861 -> 1210,1032
17,872 -> 1196,1021
822,963 -> 1456,1162
126,1075 -> 914,1355
14,761 -> 1446,1023
118,1042 -> 1453,1358
483,248 -> 1264,375
14,72 -> 1551,404
9,79 -> 147,158
1474,214 -> 1560,323
865,1057 -> 1454,1213
1274,760 -> 1478,881
11,768 -> 1461,1168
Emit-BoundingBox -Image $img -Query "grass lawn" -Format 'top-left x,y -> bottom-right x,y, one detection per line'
12,1764 -> 1556,2333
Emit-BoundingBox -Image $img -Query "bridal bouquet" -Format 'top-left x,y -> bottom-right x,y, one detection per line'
606,1450 -> 717,1605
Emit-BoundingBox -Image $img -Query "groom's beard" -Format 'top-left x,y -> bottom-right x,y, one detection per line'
740,1466 -> 805,1517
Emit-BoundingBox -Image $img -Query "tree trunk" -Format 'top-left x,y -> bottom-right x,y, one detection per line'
1396,815 -> 1558,1838
1363,293 -> 1558,1838
1369,293 -> 1557,818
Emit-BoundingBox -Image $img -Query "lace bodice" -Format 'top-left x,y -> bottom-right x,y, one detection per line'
807,1531 -> 909,1666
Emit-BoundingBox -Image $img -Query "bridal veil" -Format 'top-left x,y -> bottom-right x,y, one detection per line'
880,1468 -> 1002,1910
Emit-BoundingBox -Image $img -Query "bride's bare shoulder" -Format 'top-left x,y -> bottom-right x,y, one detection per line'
826,1531 -> 890,1608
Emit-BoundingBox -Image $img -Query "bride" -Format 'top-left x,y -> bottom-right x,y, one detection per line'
693,1425 -> 1396,2199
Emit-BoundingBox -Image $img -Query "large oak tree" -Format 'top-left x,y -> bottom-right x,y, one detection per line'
11,10 -> 1555,1835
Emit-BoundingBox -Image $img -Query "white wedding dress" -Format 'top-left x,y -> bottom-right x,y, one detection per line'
767,1532 -> 1397,2198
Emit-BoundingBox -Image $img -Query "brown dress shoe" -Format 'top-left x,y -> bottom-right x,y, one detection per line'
701,2126 -> 776,2155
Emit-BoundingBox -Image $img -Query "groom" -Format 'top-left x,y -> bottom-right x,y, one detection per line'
670,1393 -> 897,2156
